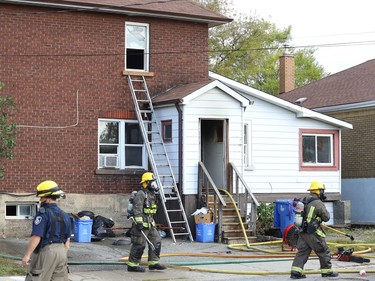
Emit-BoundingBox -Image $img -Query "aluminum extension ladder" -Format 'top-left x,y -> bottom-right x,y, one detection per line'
127,75 -> 193,242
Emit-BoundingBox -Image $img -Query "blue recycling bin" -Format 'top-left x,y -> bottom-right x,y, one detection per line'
274,200 -> 295,236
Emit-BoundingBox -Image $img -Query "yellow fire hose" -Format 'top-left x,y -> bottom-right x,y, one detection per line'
322,224 -> 355,240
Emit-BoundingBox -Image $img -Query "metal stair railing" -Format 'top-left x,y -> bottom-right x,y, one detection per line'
127,75 -> 193,242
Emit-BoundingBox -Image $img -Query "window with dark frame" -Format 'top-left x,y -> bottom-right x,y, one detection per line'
162,120 -> 172,143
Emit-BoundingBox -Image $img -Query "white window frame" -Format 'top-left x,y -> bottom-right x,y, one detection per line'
302,134 -> 333,166
244,121 -> 254,170
5,202 -> 38,219
98,119 -> 147,169
125,22 -> 149,72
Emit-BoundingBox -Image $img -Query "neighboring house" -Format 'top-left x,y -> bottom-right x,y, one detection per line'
279,58 -> 375,225
0,0 -> 352,238
152,71 -> 352,226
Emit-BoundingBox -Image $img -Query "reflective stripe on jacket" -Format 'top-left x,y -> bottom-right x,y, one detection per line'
304,193 -> 329,237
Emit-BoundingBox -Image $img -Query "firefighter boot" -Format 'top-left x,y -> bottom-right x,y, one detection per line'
290,271 -> 306,279
322,272 -> 339,277
127,266 -> 145,272
149,264 -> 167,270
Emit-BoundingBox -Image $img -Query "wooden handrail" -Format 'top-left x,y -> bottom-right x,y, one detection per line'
229,162 -> 259,207
198,161 -> 227,206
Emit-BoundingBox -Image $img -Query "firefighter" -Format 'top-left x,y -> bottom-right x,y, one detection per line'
22,180 -> 72,281
127,172 -> 166,272
290,181 -> 338,279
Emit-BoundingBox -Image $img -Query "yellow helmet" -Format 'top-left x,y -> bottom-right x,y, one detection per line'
36,180 -> 65,199
140,172 -> 155,184
307,181 -> 325,192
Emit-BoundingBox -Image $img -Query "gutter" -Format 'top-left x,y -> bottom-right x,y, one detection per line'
313,100 -> 375,113
1,0 -> 231,27
175,103 -> 183,194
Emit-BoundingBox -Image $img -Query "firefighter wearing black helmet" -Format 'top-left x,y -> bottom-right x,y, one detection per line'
127,172 -> 167,272
290,181 -> 338,279
22,180 -> 72,281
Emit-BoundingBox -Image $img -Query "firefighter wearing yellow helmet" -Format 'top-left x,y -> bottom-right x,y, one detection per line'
127,172 -> 166,272
290,181 -> 338,279
22,180 -> 72,280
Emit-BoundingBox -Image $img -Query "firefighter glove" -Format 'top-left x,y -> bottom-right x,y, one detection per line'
136,222 -> 144,231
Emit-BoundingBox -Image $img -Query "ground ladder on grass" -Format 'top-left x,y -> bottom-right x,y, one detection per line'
127,75 -> 193,243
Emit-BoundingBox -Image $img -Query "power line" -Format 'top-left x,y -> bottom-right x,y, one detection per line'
1,39 -> 375,58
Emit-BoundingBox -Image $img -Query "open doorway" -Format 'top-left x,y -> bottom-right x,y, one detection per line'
200,119 -> 228,189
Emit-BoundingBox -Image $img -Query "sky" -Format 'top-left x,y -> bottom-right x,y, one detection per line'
232,0 -> 375,74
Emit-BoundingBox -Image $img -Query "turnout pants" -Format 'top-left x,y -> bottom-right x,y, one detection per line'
128,226 -> 162,267
291,232 -> 333,275
25,243 -> 68,281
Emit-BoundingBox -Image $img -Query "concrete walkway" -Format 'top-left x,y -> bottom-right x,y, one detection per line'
1,236 -> 375,280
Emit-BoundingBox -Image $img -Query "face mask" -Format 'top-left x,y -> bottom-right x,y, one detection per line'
320,190 -> 327,201
148,181 -> 159,192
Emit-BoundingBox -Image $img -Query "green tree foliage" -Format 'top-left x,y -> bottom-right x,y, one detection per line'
0,82 -> 17,179
196,0 -> 326,95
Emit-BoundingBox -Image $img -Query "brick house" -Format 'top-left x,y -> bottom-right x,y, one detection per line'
0,0 -> 231,237
279,58 -> 375,224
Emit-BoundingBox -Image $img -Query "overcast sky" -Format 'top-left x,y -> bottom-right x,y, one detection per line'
232,0 -> 375,74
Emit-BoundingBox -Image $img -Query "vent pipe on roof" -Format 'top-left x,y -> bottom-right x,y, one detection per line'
279,50 -> 295,94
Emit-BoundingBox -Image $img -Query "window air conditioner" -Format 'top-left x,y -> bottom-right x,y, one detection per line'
101,155 -> 118,168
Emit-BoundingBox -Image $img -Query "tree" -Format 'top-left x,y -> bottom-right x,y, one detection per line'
196,0 -> 326,95
0,82 -> 17,179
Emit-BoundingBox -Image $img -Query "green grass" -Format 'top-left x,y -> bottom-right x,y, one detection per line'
0,257 -> 26,277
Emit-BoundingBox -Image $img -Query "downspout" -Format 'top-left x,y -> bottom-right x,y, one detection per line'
175,103 -> 183,193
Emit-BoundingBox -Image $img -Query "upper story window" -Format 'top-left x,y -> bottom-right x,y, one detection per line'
98,119 -> 147,169
300,129 -> 339,171
125,22 -> 149,72
162,120 -> 172,143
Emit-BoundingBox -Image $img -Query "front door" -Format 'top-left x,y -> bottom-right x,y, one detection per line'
200,119 -> 228,189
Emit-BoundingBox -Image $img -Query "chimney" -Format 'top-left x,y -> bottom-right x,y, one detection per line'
279,52 -> 295,93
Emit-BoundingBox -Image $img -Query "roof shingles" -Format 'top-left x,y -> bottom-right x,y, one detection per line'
279,59 -> 375,109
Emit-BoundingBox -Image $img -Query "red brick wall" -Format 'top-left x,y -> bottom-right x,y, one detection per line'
0,4 -> 209,194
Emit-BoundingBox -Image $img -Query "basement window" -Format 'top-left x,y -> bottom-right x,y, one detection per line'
5,202 -> 38,219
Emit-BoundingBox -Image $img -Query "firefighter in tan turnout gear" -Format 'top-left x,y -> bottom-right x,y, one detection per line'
127,172 -> 167,272
290,181 -> 338,279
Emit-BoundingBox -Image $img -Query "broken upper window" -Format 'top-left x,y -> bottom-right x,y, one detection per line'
125,22 -> 149,71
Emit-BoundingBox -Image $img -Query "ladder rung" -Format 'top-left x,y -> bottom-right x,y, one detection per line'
165,197 -> 179,201
167,209 -> 183,212
173,233 -> 190,236
134,89 -> 146,92
170,221 -> 186,224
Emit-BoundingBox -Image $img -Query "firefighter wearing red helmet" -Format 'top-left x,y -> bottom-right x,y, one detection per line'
290,181 -> 338,279
22,180 -> 72,281
127,172 -> 166,272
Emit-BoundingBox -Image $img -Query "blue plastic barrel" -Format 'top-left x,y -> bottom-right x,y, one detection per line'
274,200 -> 295,236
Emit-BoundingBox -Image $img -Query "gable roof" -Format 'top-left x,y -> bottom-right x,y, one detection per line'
209,72 -> 353,129
279,59 -> 375,112
2,0 -> 231,27
152,79 -> 250,107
